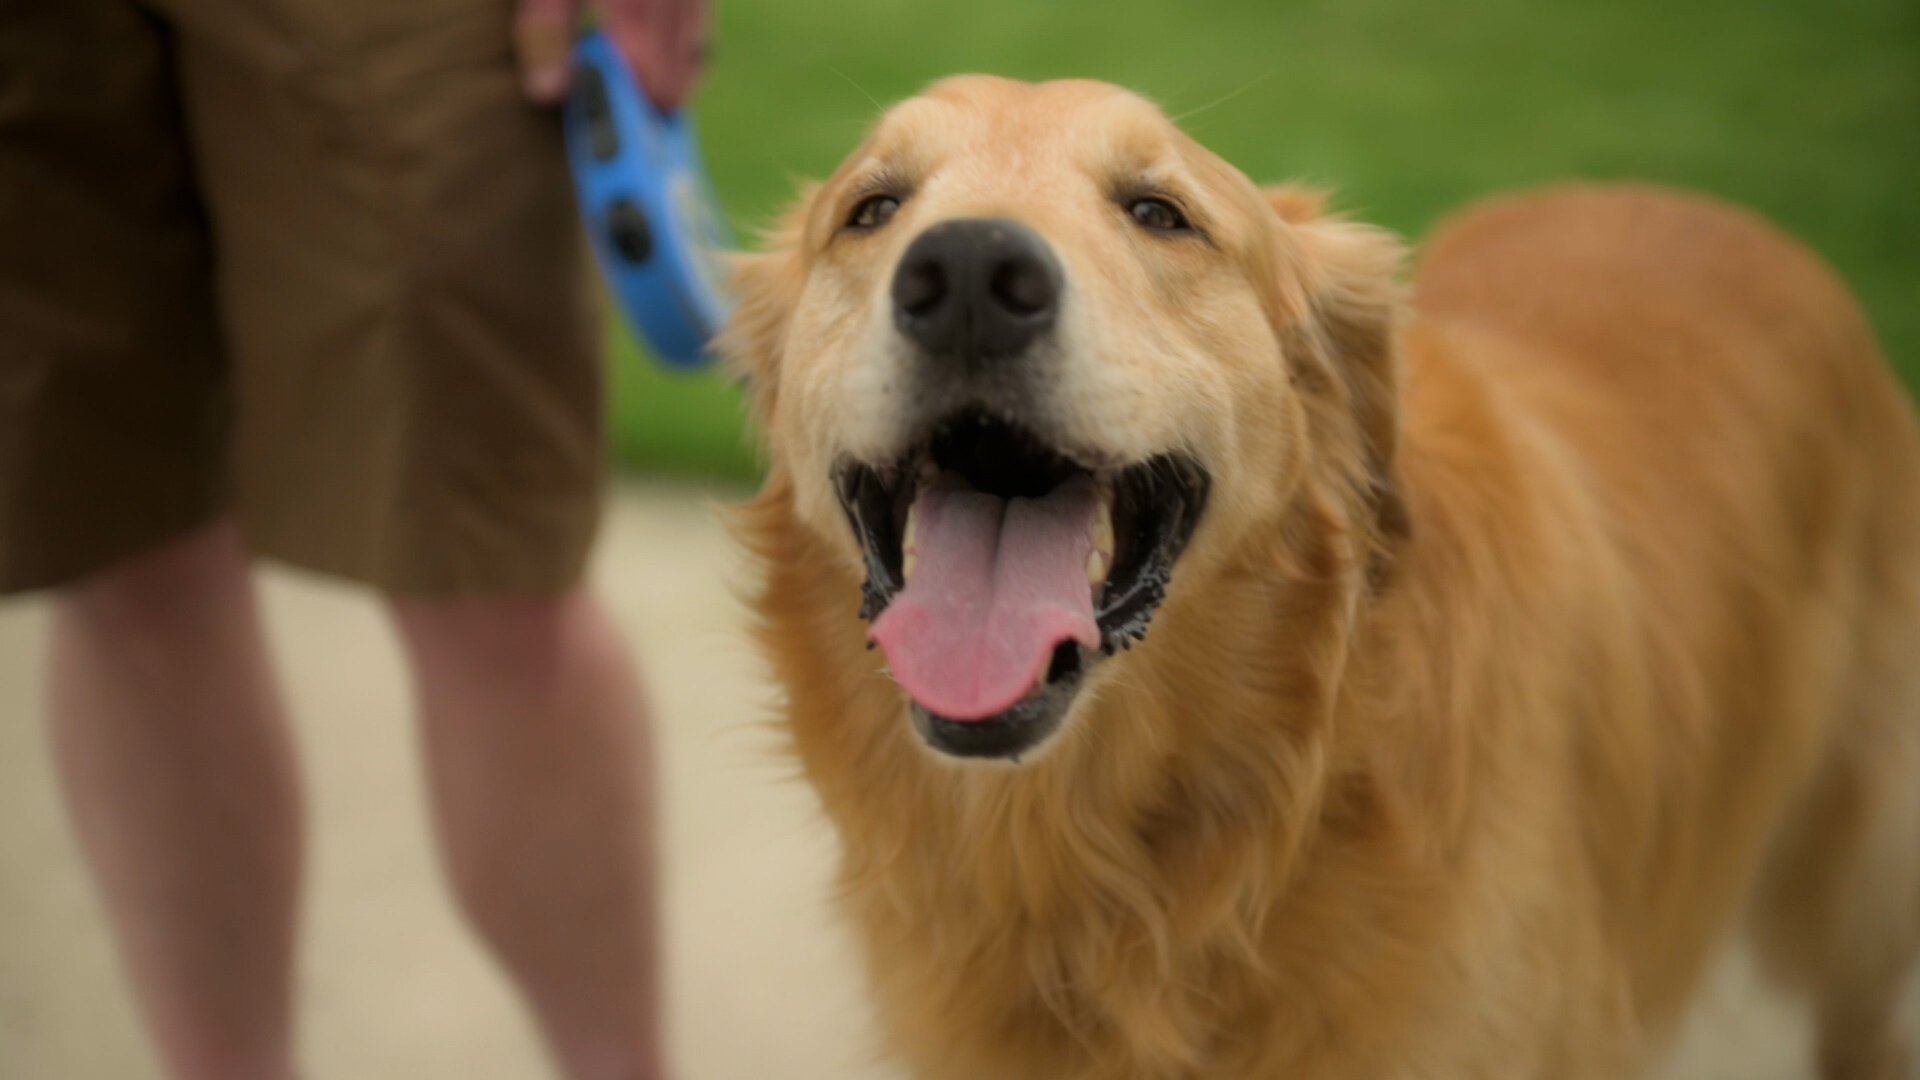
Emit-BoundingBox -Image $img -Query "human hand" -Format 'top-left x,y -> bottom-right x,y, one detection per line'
515,0 -> 709,112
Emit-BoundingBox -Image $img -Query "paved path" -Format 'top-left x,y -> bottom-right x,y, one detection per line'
0,481 -> 1855,1078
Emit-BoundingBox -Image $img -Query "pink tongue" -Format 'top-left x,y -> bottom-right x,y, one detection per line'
871,474 -> 1101,721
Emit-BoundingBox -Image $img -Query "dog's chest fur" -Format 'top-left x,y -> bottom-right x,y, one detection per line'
739,488 -> 1614,1079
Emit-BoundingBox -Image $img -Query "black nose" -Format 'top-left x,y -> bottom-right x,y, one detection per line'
891,218 -> 1062,362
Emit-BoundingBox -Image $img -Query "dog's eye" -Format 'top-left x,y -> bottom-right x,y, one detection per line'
1127,197 -> 1190,233
846,194 -> 902,232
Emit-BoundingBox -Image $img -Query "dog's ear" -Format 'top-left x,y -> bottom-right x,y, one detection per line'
1263,186 -> 1412,576
719,192 -> 814,427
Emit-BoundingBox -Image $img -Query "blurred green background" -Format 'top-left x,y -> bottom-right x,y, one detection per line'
610,0 -> 1919,482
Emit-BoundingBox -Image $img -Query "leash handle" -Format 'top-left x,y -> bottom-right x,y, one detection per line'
563,31 -> 733,369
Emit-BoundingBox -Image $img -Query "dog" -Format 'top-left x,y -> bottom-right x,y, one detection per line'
723,76 -> 1920,1079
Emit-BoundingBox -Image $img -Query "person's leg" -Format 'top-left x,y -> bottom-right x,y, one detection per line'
390,590 -> 663,1080
47,521 -> 303,1080
156,0 -> 652,1072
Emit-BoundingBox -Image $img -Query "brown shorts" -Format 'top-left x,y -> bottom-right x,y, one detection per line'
0,0 -> 604,596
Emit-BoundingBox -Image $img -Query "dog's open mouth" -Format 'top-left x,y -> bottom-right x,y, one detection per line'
834,410 -> 1208,757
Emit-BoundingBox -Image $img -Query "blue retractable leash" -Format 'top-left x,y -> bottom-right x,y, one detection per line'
563,31 -> 732,369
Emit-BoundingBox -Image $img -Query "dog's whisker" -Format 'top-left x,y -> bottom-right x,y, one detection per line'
1169,69 -> 1279,126
824,63 -> 886,116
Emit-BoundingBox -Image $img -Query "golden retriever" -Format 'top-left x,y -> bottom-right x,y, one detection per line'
724,76 -> 1920,1079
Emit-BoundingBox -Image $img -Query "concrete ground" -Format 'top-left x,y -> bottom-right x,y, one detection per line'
0,480 -> 1846,1079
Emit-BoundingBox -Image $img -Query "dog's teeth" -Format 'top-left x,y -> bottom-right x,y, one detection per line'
902,502 -> 920,583
1085,550 -> 1108,586
1086,488 -> 1116,587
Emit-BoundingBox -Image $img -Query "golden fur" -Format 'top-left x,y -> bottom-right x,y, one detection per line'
725,77 -> 1920,1079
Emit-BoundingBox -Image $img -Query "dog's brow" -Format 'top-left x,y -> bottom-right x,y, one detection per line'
844,161 -> 911,197
1107,158 -> 1197,202
1094,123 -> 1186,184
1128,160 -> 1186,188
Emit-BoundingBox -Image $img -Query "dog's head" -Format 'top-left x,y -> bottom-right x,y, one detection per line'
729,76 -> 1407,762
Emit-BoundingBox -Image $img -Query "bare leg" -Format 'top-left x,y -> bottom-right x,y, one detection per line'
390,591 -> 663,1080
47,521 -> 302,1080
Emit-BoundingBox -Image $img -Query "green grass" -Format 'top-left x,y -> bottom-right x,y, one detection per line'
611,0 -> 1920,481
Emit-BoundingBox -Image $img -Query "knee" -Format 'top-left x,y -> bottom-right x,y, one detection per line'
56,521 -> 252,637
388,590 -> 631,687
